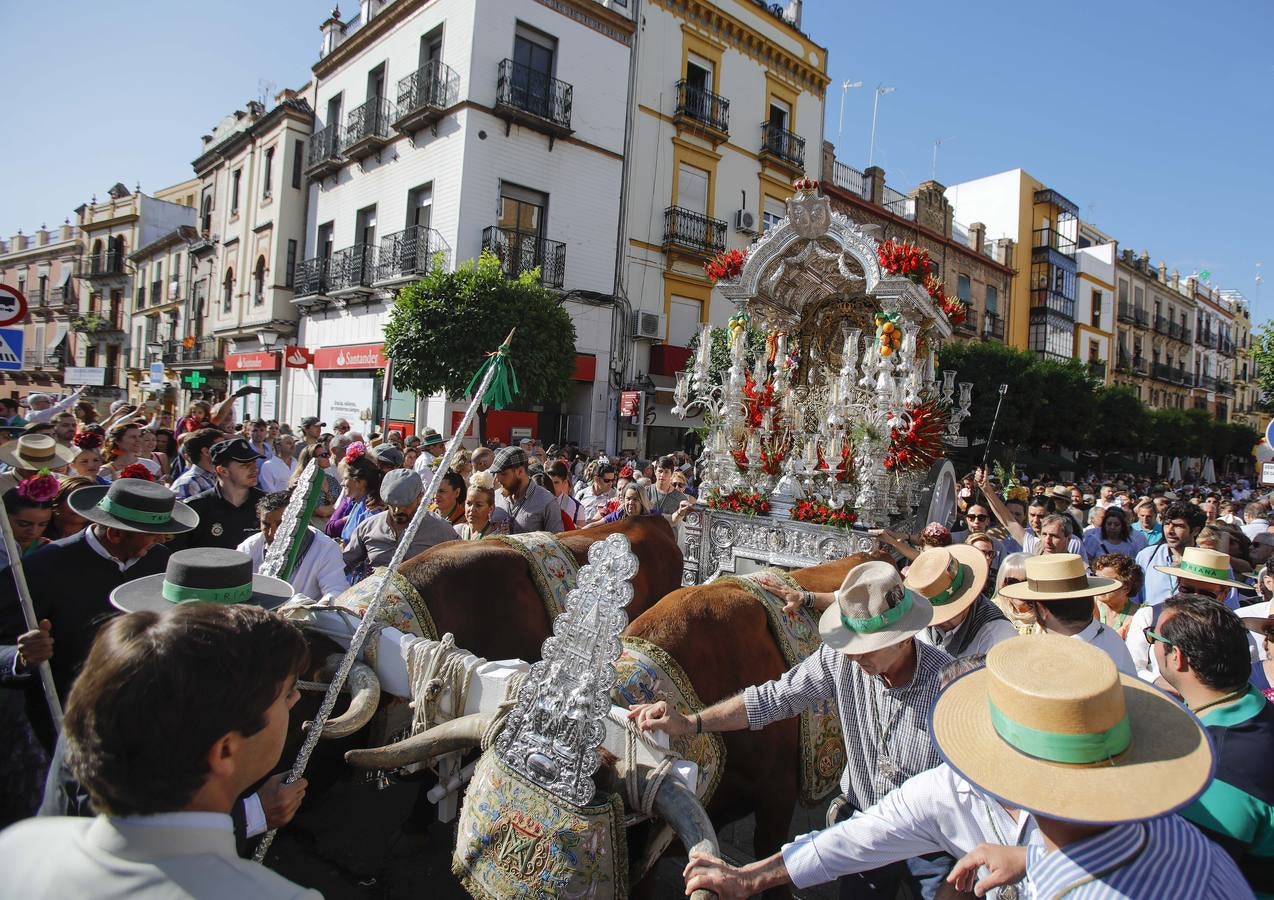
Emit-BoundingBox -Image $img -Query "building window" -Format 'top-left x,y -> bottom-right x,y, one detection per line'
223,267 -> 235,312
200,191 -> 213,236
1091,289 -> 1102,327
762,197 -> 785,233
1088,340 -> 1099,361
230,169 -> 241,216
286,240 -> 297,288
37,274 -> 47,303
676,163 -> 709,216
291,140 -> 305,190
262,147 -> 274,199
498,183 -> 547,242
407,183 -> 433,229
986,285 -> 998,316
957,274 -> 972,304
1118,278 -> 1128,305
253,257 -> 266,306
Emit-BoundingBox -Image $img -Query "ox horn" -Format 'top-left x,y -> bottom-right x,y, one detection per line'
313,654 -> 381,740
650,775 -> 720,900
344,713 -> 492,769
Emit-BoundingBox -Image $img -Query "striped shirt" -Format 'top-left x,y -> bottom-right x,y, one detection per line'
1026,815 -> 1254,899
743,641 -> 951,809
169,464 -> 217,500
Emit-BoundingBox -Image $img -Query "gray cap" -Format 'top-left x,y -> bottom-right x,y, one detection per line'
381,468 -> 423,506
371,445 -> 405,467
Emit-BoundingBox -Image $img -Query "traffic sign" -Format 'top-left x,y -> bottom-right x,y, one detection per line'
0,284 -> 28,328
1266,419 -> 1274,450
0,328 -> 23,371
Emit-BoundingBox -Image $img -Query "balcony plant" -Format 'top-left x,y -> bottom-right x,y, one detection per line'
71,313 -> 107,333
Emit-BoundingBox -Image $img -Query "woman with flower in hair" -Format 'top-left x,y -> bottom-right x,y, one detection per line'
136,428 -> 169,484
455,471 -> 506,541
3,473 -> 59,559
101,423 -> 160,482
326,443 -> 383,541
68,432 -> 108,485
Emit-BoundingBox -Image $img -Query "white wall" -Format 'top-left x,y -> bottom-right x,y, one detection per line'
944,170 -> 1024,244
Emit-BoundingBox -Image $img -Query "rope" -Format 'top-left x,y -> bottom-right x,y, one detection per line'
406,634 -> 484,739
607,707 -> 676,818
480,672 -> 528,752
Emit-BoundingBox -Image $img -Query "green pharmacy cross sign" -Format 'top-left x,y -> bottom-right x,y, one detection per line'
184,371 -> 208,389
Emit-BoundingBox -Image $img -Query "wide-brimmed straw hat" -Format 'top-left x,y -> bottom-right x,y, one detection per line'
67,478 -> 198,535
931,634 -> 1214,824
111,548 -> 292,614
998,554 -> 1117,602
819,561 -> 933,655
1049,485 -> 1072,500
905,545 -> 988,627
1153,547 -> 1247,591
0,434 -> 76,470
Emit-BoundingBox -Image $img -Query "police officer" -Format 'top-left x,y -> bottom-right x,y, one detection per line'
171,438 -> 266,551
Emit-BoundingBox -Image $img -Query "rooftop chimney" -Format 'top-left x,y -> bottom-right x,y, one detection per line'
36,227 -> 49,247
1171,269 -> 1179,290
1158,261 -> 1167,282
320,6 -> 344,58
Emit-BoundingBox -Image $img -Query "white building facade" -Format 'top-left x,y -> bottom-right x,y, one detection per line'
287,0 -> 635,447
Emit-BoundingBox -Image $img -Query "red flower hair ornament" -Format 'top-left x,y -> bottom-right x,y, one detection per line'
71,432 -> 103,451
118,463 -> 156,482
16,472 -> 59,503
343,442 -> 367,465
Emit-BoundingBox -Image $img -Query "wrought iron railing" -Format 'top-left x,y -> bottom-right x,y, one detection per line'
481,226 -> 566,288
1088,360 -> 1107,380
1133,306 -> 1149,327
662,206 -> 727,257
983,313 -> 1005,341
1199,374 -> 1218,392
674,80 -> 729,134
376,225 -> 451,281
343,96 -> 395,151
955,309 -> 978,334
85,251 -> 126,276
1117,300 -> 1134,324
162,336 -> 218,365
293,257 -> 329,296
760,121 -> 805,168
328,244 -> 377,292
1132,356 -> 1148,375
397,59 -> 460,121
306,124 -> 343,169
496,58 -> 573,131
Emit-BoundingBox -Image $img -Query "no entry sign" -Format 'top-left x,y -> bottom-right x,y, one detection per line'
0,284 -> 29,327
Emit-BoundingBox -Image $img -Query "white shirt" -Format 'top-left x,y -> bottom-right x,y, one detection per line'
1242,519 -> 1269,540
916,615 -> 1018,659
84,525 -> 146,572
258,456 -> 298,493
23,387 -> 85,424
237,527 -> 348,602
781,763 -> 1038,897
1126,603 -> 1260,682
1069,618 -> 1137,677
1239,600 -> 1270,661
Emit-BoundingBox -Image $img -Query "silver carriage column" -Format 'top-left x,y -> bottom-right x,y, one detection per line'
673,179 -> 966,530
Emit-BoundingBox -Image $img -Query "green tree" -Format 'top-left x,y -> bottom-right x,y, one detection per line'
382,252 -> 577,442
1252,321 -> 1274,408
937,342 -> 1041,458
1089,386 -> 1149,471
684,324 -> 769,390
1027,356 -> 1098,450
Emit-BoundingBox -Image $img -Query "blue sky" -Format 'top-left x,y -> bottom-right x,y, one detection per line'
4,1 -> 1271,319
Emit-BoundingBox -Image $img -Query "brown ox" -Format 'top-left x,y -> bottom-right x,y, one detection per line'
621,550 -> 892,869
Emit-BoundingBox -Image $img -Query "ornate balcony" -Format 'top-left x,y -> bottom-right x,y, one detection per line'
293,257 -> 330,299
481,226 -> 566,289
673,80 -> 729,141
1198,374 -> 1218,392
1133,306 -> 1149,327
1132,356 -> 1148,376
1088,360 -> 1107,380
376,225 -> 452,285
494,58 -> 573,147
1117,300 -> 1135,324
759,121 -> 805,174
161,336 -> 219,366
662,206 -> 727,259
982,312 -> 1005,341
342,96 -> 396,160
82,251 -> 127,283
955,309 -> 978,335
394,60 -> 459,135
71,312 -> 126,345
328,244 -> 378,296
305,124 -> 344,178
1115,350 -> 1131,373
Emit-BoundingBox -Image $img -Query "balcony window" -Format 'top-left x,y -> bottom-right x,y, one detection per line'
759,120 -> 805,170
262,146 -> 274,199
1090,289 -> 1102,327
222,268 -> 234,313
957,274 -> 971,304
496,58 -> 573,138
481,226 -> 566,288
674,78 -> 729,137
394,59 -> 459,133
662,207 -> 727,258
253,257 -> 266,306
230,168 -> 241,216
986,285 -> 998,316
377,225 -> 451,283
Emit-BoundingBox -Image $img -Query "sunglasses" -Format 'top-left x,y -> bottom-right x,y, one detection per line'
1143,628 -> 1174,649
603,477 -> 616,484
966,513 -> 989,521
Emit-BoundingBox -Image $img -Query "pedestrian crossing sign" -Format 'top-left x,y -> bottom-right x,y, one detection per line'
0,327 -> 23,371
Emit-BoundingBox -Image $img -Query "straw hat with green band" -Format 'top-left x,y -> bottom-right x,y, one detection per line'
997,553 -> 1117,602
1153,546 -> 1247,591
111,548 -> 292,614
930,634 -> 1214,824
904,545 -> 988,627
67,479 -> 198,535
818,560 -> 934,655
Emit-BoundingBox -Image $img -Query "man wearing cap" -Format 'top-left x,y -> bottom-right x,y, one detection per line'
299,416 -> 325,448
939,636 -> 1250,900
22,386 -> 86,425
370,444 -> 404,473
491,446 -> 563,534
633,561 -> 956,897
170,438 -> 266,552
238,492 -> 347,602
1125,549 -> 1256,689
2,593 -> 321,899
343,468 -> 457,572
0,433 -> 77,495
0,479 -> 197,749
1136,500 -> 1241,607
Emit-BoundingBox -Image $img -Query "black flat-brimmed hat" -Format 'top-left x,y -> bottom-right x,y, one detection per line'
68,478 -> 199,534
111,548 -> 292,613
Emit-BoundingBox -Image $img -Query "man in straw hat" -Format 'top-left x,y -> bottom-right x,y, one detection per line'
911,546 -> 1017,658
633,560 -> 959,897
940,636 -> 1251,899
998,553 -> 1136,677
1125,547 -> 1256,691
0,478 -> 197,749
2,588 -> 319,898
0,433 -> 77,495
1136,499 -> 1242,608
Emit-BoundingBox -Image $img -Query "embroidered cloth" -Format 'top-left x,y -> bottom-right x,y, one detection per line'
488,532 -> 580,621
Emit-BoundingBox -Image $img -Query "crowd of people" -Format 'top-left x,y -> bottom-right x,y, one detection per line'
1,385 -> 1272,897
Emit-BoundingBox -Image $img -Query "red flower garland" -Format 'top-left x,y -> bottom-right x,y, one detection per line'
343,442 -> 367,465
791,499 -> 858,529
878,239 -> 970,326
118,463 -> 156,481
705,488 -> 770,516
704,248 -> 747,283
883,398 -> 950,473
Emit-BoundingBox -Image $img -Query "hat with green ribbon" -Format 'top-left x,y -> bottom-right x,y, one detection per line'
111,548 -> 292,614
818,560 -> 934,655
1153,546 -> 1247,591
905,545 -> 989,627
930,634 -> 1214,824
68,478 -> 199,535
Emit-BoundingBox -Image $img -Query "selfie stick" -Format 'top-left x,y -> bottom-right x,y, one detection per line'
982,384 -> 1009,469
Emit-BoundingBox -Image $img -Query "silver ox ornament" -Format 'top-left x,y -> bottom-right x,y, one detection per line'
495,532 -> 639,806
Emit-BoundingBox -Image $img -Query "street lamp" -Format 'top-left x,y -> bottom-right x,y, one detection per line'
145,341 -> 163,358
867,84 -> 895,168
837,79 -> 863,148
258,328 -> 279,351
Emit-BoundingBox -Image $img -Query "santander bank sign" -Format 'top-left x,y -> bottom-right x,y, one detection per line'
313,343 -> 388,370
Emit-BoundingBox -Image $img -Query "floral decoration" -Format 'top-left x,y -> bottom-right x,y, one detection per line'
877,238 -> 970,326
704,248 -> 747,284
182,335 -> 197,350
705,488 -> 770,516
883,397 -> 950,473
791,499 -> 857,529
343,442 -> 367,465
16,472 -> 59,503
71,432 -> 103,451
118,463 -> 155,481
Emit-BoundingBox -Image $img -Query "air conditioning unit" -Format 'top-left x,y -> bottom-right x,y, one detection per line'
734,208 -> 757,235
630,310 -> 662,340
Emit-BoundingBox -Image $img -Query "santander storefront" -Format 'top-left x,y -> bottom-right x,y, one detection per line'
312,343 -> 389,435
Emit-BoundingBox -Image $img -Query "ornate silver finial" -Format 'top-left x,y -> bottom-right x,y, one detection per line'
495,533 -> 638,806
786,178 -> 831,240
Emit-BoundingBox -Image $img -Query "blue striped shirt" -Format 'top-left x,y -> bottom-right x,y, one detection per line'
1026,814 -> 1253,899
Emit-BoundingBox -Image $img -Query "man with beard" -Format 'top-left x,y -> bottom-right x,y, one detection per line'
342,468 -> 457,571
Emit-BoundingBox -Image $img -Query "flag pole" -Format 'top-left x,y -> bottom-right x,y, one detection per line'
0,501 -> 62,733
255,329 -> 517,862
